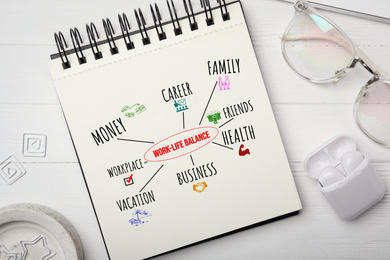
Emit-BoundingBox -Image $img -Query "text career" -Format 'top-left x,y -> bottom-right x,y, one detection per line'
153,131 -> 211,158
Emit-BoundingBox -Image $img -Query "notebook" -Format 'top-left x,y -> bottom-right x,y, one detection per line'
49,1 -> 302,259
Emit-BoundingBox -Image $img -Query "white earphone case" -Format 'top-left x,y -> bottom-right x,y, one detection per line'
304,135 -> 385,220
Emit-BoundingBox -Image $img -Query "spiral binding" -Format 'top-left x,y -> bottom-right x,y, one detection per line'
53,0 -> 231,70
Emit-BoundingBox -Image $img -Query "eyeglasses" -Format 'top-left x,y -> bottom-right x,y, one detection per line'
281,0 -> 390,148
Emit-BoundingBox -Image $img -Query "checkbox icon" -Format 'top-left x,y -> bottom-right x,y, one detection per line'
23,134 -> 47,157
0,155 -> 27,185
124,176 -> 134,186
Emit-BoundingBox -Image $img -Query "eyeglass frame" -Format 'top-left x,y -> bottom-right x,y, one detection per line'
281,0 -> 390,148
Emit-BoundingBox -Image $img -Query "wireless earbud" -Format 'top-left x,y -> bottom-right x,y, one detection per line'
340,151 -> 364,175
318,166 -> 345,187
318,151 -> 364,187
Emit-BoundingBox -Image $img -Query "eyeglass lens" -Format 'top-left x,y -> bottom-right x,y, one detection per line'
355,81 -> 390,147
283,14 -> 354,81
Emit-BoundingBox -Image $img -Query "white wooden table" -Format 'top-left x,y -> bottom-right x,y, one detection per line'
1,0 -> 389,259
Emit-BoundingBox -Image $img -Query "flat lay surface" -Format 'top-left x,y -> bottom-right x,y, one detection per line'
1,0 -> 389,259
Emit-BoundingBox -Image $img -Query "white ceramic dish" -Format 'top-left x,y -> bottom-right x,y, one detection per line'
0,203 -> 83,260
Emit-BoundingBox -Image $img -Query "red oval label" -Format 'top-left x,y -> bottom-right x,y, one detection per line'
144,126 -> 219,162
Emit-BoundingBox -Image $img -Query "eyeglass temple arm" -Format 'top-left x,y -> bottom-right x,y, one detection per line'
283,33 -> 390,78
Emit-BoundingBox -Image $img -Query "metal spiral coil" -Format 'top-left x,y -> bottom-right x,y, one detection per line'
201,0 -> 214,26
218,0 -> 230,21
167,0 -> 182,35
70,27 -> 87,65
54,32 -> 71,69
118,13 -> 135,50
183,0 -> 198,31
151,3 -> 167,41
86,22 -> 103,60
102,18 -> 119,55
135,8 -> 151,45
